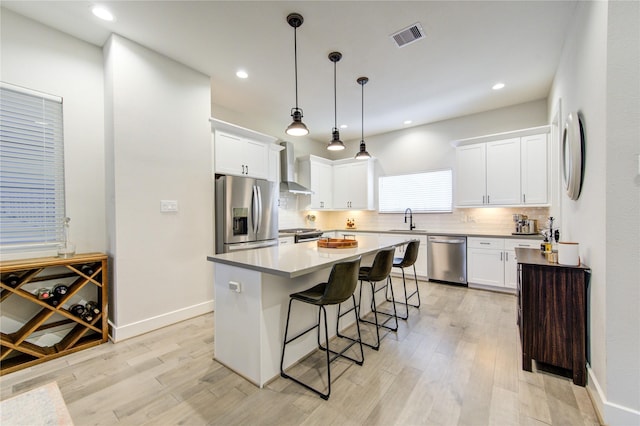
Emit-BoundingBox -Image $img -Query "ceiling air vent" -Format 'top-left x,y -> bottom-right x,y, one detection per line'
390,23 -> 425,48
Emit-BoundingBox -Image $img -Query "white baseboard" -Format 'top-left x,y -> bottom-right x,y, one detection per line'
108,299 -> 214,342
587,364 -> 640,425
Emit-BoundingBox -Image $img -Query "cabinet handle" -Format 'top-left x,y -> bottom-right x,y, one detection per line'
480,242 -> 491,245
500,252 -> 503,261
523,193 -> 526,203
482,195 -> 485,204
487,195 -> 490,204
505,252 -> 509,261
245,165 -> 249,174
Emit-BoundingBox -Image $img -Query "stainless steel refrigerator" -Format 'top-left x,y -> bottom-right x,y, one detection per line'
215,175 -> 278,253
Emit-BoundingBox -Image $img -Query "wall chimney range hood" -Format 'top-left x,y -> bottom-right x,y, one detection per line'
279,141 -> 312,194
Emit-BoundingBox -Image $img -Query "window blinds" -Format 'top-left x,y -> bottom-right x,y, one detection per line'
0,82 -> 66,250
378,169 -> 452,213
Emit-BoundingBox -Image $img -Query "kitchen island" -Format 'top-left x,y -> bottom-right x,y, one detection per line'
207,234 -> 412,387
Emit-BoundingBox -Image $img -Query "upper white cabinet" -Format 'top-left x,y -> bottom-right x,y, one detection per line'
298,155 -> 333,209
520,134 -> 548,205
211,118 -> 278,181
453,126 -> 549,207
299,156 -> 375,211
332,160 -> 374,210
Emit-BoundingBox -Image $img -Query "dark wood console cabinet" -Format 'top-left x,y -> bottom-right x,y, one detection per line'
515,248 -> 590,386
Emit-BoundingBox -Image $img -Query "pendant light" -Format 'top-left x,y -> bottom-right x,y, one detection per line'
327,51 -> 345,151
355,77 -> 371,160
285,13 -> 308,136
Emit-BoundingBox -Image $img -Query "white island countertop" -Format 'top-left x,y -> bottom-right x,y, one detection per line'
207,234 -> 413,278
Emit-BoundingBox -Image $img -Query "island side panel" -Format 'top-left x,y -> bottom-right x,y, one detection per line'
214,263 -> 263,386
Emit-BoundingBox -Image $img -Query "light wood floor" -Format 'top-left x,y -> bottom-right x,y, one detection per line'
0,280 -> 601,425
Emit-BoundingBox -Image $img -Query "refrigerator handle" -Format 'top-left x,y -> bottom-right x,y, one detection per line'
252,185 -> 260,235
256,185 -> 263,234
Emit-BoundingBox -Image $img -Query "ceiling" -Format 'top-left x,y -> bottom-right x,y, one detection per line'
2,1 -> 577,144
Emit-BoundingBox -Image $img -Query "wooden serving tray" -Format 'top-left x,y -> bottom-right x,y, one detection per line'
317,238 -> 358,249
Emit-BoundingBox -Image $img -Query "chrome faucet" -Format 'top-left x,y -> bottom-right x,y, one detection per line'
404,208 -> 415,230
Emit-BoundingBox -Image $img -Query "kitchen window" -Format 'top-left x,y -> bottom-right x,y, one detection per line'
378,169 -> 452,213
0,82 -> 66,251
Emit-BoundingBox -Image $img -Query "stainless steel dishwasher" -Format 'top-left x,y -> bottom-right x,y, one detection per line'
427,235 -> 467,285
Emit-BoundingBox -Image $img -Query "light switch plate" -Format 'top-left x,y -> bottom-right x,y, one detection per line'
160,200 -> 178,212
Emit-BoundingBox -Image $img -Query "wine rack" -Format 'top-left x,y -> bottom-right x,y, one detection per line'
0,253 -> 108,375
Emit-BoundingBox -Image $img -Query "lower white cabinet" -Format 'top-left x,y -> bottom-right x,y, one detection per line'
468,237 -> 539,290
278,236 -> 294,246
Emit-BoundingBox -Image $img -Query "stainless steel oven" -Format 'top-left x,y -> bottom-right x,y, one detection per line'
279,228 -> 323,243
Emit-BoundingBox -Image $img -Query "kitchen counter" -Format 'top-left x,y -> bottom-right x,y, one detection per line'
207,234 -> 413,387
329,228 -> 543,240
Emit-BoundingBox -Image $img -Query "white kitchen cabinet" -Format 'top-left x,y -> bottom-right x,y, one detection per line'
453,127 -> 550,207
455,144 -> 486,206
504,239 -> 539,288
278,236 -> 294,246
332,159 -> 374,210
211,118 -> 277,180
298,155 -> 333,209
486,138 -> 521,205
214,131 -> 268,179
467,238 -> 506,287
520,134 -> 548,205
468,237 -> 539,290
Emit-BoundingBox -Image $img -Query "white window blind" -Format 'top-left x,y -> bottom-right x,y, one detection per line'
378,169 -> 452,213
0,82 -> 66,250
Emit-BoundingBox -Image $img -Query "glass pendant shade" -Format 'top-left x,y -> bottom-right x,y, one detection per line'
354,76 -> 371,159
286,108 -> 308,136
285,13 -> 308,136
327,128 -> 345,151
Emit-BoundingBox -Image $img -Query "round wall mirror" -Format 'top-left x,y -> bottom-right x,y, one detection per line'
562,112 -> 584,200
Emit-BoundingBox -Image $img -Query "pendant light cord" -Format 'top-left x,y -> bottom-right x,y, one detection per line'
361,81 -> 364,141
333,60 -> 337,130
294,27 -> 299,109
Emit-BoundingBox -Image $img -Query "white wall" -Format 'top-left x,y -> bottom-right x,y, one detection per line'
549,1 -> 640,424
0,9 -> 106,258
104,35 -> 214,340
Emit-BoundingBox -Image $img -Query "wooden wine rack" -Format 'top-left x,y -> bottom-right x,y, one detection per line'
0,253 -> 108,375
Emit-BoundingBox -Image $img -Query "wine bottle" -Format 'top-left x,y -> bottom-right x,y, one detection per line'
81,311 -> 94,323
85,301 -> 101,316
69,304 -> 86,317
5,274 -> 20,286
52,284 -> 69,297
46,297 -> 60,307
37,288 -> 53,300
80,264 -> 94,276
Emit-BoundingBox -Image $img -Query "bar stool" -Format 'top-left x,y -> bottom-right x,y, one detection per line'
280,257 -> 363,400
388,239 -> 421,320
346,247 -> 397,350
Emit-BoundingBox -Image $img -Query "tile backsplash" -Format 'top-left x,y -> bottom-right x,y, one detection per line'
279,192 -> 551,235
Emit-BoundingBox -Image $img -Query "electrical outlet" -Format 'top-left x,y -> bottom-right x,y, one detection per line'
160,200 -> 178,212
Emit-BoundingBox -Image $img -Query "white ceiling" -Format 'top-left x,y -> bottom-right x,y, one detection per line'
2,1 -> 577,143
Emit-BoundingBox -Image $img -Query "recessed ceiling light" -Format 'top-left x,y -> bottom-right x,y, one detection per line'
236,70 -> 248,79
92,6 -> 114,21
492,82 -> 505,90
403,120 -> 412,125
